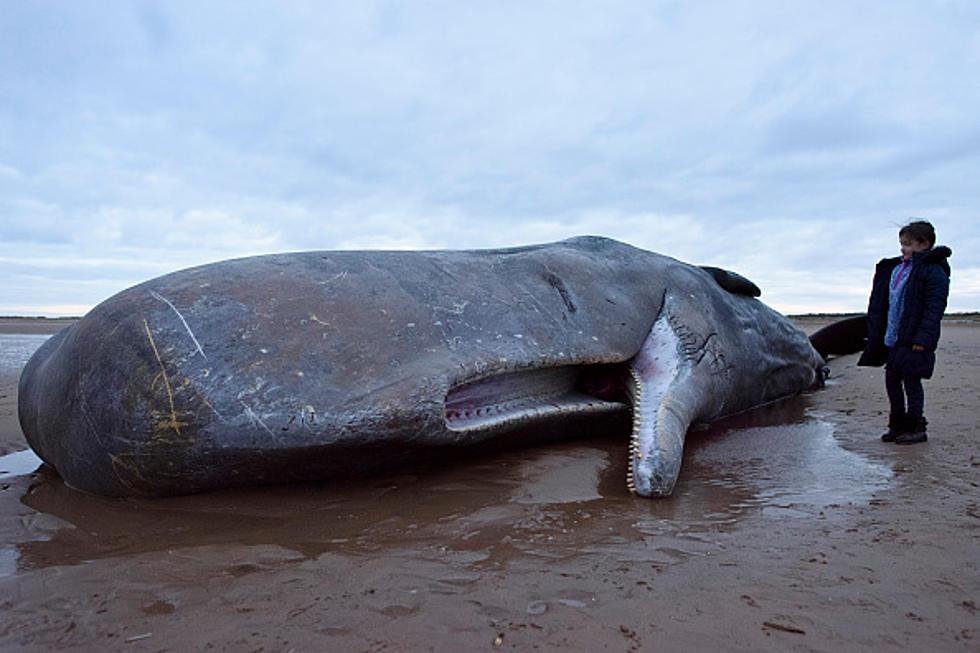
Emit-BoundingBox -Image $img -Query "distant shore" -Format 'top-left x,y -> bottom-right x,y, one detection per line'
789,311 -> 980,324
0,317 -> 79,335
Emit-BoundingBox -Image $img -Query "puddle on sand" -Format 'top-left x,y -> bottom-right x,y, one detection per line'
3,394 -> 891,577
0,333 -> 51,371
0,449 -> 44,479
684,405 -> 893,519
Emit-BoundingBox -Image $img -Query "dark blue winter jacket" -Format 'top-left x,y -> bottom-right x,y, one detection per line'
857,245 -> 951,378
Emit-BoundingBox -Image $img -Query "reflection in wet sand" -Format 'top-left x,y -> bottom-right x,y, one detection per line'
0,448 -> 43,479
0,333 -> 51,369
11,394 -> 890,579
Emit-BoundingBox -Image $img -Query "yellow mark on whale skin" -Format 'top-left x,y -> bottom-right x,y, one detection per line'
143,318 -> 182,438
109,453 -> 146,493
152,412 -> 189,437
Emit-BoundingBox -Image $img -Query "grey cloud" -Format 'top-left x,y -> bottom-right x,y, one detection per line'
763,106 -> 896,155
1,1 -> 978,315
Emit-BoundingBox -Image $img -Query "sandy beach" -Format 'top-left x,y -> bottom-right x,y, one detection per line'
0,317 -> 976,651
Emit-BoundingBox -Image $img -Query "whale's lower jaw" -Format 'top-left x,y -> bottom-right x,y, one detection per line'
626,307 -> 696,498
627,387 -> 691,497
445,392 -> 626,432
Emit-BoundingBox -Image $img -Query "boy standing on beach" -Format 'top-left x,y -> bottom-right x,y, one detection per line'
858,220 -> 952,444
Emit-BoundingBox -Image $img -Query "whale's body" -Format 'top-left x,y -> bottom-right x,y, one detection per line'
19,237 -> 825,497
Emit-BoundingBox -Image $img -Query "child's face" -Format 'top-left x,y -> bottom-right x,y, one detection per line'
899,235 -> 930,259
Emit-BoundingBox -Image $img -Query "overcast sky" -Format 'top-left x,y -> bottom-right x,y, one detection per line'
2,1 -> 978,316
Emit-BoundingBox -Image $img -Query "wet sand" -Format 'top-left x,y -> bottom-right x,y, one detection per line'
1,319 -> 977,651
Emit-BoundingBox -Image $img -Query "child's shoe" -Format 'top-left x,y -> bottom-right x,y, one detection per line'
895,416 -> 928,444
880,412 -> 907,442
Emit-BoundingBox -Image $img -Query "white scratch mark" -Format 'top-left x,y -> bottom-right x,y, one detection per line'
433,300 -> 469,316
239,401 -> 278,440
202,399 -> 226,421
301,405 -> 317,430
150,290 -> 207,360
318,271 -> 349,285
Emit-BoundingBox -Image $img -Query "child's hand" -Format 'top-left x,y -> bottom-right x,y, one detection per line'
912,344 -> 925,352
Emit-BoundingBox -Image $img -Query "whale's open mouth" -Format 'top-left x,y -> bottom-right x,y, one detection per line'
444,364 -> 629,432
442,300 -> 700,499
443,297 -> 702,498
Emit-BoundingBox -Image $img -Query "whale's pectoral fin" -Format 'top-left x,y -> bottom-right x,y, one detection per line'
700,266 -> 761,298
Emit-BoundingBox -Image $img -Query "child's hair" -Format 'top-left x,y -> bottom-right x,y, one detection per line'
899,219 -> 936,247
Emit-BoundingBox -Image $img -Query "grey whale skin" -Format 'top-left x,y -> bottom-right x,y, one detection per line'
18,236 -> 826,498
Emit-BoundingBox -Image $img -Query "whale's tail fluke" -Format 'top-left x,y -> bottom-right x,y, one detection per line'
808,315 -> 867,359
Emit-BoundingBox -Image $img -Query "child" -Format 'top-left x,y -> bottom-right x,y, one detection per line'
858,220 -> 951,444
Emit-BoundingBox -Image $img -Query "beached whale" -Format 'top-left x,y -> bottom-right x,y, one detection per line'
18,236 -> 826,497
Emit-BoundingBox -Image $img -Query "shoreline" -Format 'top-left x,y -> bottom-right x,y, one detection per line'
0,318 -> 78,336
2,313 -> 978,336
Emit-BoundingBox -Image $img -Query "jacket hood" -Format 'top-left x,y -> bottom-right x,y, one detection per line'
922,245 -> 952,262
916,245 -> 952,277
879,245 -> 952,276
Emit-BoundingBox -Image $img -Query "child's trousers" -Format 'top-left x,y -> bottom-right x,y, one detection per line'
885,365 -> 924,418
